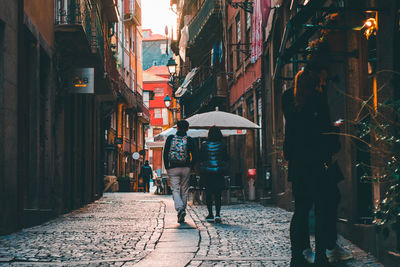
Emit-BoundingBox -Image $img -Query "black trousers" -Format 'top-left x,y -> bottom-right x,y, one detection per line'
290,181 -> 340,260
202,173 -> 224,216
290,193 -> 329,260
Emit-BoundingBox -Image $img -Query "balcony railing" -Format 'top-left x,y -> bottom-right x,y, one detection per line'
119,80 -> 137,108
183,67 -> 227,116
55,0 -> 92,37
93,3 -> 104,60
188,0 -> 220,45
104,41 -> 119,85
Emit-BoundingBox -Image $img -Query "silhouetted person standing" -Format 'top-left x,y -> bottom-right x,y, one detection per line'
283,68 -> 339,267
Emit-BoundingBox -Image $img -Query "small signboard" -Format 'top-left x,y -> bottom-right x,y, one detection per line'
132,152 -> 140,160
69,68 -> 94,93
115,137 -> 123,144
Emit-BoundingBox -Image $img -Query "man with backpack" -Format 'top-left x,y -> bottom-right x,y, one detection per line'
163,120 -> 198,223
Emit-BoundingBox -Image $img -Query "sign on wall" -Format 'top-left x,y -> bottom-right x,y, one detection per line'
69,68 -> 94,94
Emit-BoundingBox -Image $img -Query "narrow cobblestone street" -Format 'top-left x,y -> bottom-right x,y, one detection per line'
0,193 -> 383,266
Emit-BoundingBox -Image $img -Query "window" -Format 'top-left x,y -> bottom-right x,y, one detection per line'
160,43 -> 167,54
130,0 -> 134,12
143,91 -> 150,107
245,12 -> 251,57
154,87 -> 164,96
228,26 -> 233,73
236,13 -> 242,68
154,108 -> 162,118
236,13 -> 241,42
162,108 -> 168,125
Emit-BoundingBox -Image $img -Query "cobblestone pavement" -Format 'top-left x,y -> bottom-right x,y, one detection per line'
187,204 -> 383,267
0,193 -> 383,266
0,193 -> 166,266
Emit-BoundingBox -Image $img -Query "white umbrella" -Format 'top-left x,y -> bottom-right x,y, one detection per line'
184,109 -> 261,129
154,127 -> 247,140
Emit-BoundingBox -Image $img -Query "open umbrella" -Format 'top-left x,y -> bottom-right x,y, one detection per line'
145,127 -> 246,148
184,108 -> 261,129
155,127 -> 246,139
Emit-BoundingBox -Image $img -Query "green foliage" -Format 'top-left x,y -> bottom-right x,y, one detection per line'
357,98 -> 400,234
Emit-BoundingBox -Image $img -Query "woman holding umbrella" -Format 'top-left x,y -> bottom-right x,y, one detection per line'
200,126 -> 229,223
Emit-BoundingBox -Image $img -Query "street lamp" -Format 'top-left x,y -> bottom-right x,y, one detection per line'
164,94 -> 172,108
166,57 -> 177,75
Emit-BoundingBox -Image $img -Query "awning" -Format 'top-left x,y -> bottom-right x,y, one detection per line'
174,67 -> 198,98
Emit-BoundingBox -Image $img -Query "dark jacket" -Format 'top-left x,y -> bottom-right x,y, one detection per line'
140,164 -> 153,181
163,130 -> 198,169
282,88 -> 341,184
200,141 -> 229,174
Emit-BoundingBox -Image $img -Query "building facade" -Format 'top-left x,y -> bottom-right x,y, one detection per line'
143,66 -> 175,173
264,0 -> 400,265
142,29 -> 171,71
1,0 -> 148,234
103,0 -> 150,191
171,0 -> 400,264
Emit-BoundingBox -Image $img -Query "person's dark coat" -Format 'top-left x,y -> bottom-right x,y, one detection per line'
140,164 -> 153,183
200,141 -> 229,175
163,130 -> 198,170
282,88 -> 341,196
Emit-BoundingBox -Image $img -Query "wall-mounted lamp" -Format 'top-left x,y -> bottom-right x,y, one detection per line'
362,17 -> 377,39
164,94 -> 172,108
166,57 -> 177,75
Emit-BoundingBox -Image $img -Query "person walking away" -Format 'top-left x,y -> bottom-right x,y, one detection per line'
163,120 -> 198,223
200,126 -> 229,223
282,69 -> 352,265
283,68 -> 338,267
139,160 -> 153,192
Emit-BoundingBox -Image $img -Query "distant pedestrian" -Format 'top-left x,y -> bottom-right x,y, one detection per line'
163,120 -> 198,223
282,67 -> 345,267
200,126 -> 229,223
139,160 -> 153,192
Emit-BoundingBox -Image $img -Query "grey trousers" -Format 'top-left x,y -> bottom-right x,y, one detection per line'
167,167 -> 191,212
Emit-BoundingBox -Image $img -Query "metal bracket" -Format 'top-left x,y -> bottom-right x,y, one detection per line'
227,0 -> 253,13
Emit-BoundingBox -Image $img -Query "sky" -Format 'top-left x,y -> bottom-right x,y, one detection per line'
141,0 -> 177,37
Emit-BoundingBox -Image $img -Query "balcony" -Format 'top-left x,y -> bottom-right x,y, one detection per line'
119,81 -> 137,109
55,0 -> 92,49
183,67 -> 227,117
124,0 -> 142,26
187,0 -> 221,47
55,0 -> 104,61
102,0 -> 119,22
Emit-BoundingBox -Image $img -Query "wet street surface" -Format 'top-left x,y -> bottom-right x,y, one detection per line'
0,193 -> 383,266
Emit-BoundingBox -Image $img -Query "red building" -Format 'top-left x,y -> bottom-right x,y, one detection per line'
143,66 -> 174,172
